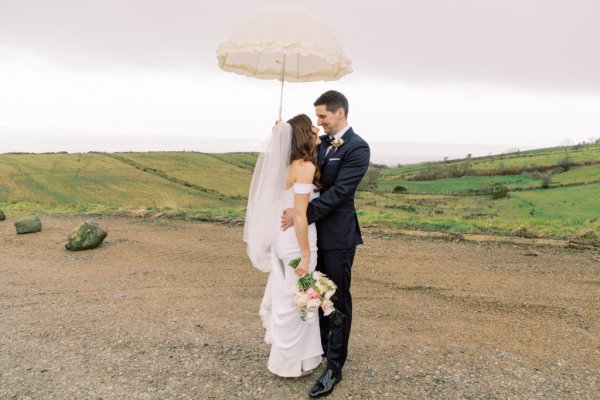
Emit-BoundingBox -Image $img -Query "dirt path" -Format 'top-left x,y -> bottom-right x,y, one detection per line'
1,216 -> 598,399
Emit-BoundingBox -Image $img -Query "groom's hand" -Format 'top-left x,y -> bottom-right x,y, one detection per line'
281,208 -> 295,231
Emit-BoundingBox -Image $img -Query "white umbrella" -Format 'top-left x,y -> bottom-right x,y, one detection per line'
216,5 -> 352,120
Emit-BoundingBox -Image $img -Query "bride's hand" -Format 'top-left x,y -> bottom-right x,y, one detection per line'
295,257 -> 309,278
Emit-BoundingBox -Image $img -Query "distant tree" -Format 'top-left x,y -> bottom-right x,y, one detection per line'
370,162 -> 389,169
558,156 -> 574,171
490,184 -> 509,199
448,162 -> 473,178
358,166 -> 381,191
443,156 -> 448,162
572,143 -> 584,151
466,153 -> 472,159
541,175 -> 552,189
393,185 -> 407,194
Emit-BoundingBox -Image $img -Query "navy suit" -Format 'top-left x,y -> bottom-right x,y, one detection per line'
306,127 -> 370,374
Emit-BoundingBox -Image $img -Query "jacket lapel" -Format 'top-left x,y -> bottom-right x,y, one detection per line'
340,128 -> 355,143
317,137 -> 328,168
321,145 -> 335,169
318,128 -> 356,170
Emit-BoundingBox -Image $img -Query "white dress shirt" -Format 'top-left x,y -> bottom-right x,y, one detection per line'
325,124 -> 351,157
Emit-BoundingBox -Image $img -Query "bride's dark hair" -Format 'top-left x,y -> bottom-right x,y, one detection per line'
287,114 -> 320,188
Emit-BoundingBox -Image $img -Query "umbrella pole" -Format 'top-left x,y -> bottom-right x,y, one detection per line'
278,55 -> 286,121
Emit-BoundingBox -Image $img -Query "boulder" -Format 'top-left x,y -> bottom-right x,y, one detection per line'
15,215 -> 42,234
65,219 -> 108,251
0,210 -> 5,221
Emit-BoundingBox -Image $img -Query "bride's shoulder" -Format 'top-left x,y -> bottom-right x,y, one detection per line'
289,160 -> 316,183
290,159 -> 316,173
290,159 -> 316,169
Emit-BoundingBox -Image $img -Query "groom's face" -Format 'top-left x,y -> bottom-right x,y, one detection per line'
315,105 -> 343,135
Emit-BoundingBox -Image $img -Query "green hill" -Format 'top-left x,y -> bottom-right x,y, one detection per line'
0,152 -> 249,220
1,144 -> 599,244
365,143 -> 600,244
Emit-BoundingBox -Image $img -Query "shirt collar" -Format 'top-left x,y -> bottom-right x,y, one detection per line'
329,124 -> 350,143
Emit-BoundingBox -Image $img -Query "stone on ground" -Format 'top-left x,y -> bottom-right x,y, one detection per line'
65,219 -> 108,251
15,215 -> 42,234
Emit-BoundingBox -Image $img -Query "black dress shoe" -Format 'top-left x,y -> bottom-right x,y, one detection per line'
308,369 -> 342,398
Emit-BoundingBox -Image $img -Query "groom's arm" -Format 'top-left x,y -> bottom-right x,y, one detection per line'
306,142 -> 370,224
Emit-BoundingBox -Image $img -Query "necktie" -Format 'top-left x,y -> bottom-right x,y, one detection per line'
321,141 -> 336,168
323,136 -> 335,159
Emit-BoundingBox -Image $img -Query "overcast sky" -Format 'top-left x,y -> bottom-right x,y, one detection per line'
1,0 -> 599,162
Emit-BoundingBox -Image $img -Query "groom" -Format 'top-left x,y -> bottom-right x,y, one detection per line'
282,90 -> 370,397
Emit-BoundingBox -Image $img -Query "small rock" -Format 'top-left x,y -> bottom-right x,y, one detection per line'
0,210 -> 6,221
65,219 -> 108,251
15,215 -> 42,234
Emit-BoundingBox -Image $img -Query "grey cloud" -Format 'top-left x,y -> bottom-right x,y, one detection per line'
342,0 -> 600,92
0,0 -> 598,91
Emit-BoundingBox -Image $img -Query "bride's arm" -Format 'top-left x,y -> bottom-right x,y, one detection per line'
291,161 -> 317,278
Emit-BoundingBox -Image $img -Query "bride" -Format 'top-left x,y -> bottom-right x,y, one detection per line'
243,114 -> 323,377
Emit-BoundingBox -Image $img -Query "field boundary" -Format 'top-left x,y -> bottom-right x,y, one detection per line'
365,228 -> 600,250
203,153 -> 256,171
96,152 -> 241,199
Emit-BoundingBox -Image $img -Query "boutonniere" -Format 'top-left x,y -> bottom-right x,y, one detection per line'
331,138 -> 344,150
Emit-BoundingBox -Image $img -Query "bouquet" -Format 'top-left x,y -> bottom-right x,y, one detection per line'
289,258 -> 337,321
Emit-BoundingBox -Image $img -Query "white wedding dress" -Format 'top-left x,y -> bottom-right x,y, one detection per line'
259,183 -> 323,377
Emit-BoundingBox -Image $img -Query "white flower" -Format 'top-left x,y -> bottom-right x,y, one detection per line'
294,293 -> 308,308
321,300 -> 334,316
291,272 -> 339,321
331,138 -> 344,149
315,281 -> 327,294
307,298 -> 321,309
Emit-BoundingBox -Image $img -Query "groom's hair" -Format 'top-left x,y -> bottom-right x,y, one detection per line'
314,90 -> 349,118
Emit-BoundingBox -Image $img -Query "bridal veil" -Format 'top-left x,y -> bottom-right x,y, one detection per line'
243,122 -> 292,272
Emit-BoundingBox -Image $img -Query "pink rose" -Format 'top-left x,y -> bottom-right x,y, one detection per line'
306,287 -> 320,300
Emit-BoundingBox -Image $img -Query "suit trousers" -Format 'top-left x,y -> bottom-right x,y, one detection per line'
316,246 -> 356,374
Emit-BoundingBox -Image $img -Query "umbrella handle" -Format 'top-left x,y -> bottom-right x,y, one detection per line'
278,55 -> 286,121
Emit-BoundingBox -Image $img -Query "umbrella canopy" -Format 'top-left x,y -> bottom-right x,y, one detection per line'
217,5 -> 352,119
217,5 -> 352,83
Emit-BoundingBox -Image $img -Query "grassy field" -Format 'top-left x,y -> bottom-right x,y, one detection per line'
1,144 -> 599,244
384,143 -> 600,179
369,143 -> 600,243
376,174 -> 539,194
0,152 -> 247,220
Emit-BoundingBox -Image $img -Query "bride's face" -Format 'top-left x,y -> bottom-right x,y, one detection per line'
311,125 -> 321,146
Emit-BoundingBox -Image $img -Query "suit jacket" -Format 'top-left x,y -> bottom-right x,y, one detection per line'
306,127 -> 370,250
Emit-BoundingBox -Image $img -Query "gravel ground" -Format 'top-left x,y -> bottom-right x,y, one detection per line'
1,215 -> 598,399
